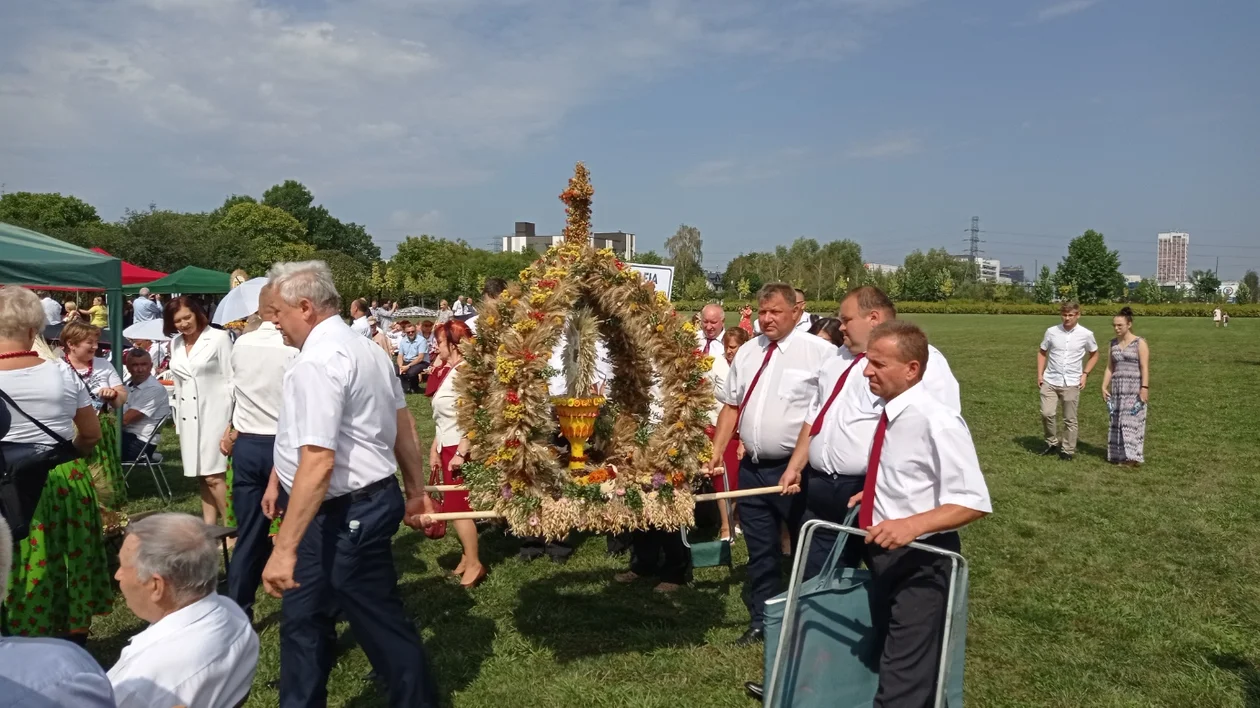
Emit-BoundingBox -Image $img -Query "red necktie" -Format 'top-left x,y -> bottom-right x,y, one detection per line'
858,411 -> 889,529
735,341 -> 778,429
704,337 -> 717,354
808,354 -> 865,437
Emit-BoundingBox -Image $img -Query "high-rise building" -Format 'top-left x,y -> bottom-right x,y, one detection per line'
1000,265 -> 1025,284
1156,232 -> 1189,285
955,255 -> 1001,283
502,221 -> 636,260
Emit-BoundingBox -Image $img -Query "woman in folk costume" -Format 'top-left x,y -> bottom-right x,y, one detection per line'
58,319 -> 128,516
165,295 -> 234,526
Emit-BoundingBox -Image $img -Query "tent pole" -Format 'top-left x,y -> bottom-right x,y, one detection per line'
109,287 -> 125,469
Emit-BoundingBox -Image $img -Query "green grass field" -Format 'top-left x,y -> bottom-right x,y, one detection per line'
87,315 -> 1260,707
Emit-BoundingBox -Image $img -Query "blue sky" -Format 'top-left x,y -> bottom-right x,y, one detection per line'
1,0 -> 1257,278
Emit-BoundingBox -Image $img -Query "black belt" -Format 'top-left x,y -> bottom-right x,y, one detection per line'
236,432 -> 275,440
320,476 -> 397,512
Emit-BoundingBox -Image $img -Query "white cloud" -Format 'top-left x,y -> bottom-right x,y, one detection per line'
0,0 -> 917,203
845,135 -> 921,159
1035,0 -> 1100,23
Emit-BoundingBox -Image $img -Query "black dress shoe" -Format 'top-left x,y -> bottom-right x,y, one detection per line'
1038,444 -> 1060,456
745,681 -> 764,699
735,627 -> 765,646
1059,452 -> 1074,461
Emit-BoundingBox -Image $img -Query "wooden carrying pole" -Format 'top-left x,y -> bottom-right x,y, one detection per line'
417,486 -> 784,522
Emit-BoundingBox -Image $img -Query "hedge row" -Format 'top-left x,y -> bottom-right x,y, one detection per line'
675,300 -> 1260,318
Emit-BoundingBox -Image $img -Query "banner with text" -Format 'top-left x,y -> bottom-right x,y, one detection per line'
629,263 -> 675,300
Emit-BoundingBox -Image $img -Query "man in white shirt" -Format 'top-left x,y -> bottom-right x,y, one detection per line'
132,288 -> 163,323
697,303 -> 726,358
848,320 -> 990,707
0,517 -> 116,708
451,295 -> 467,317
1036,300 -> 1098,461
263,260 -> 438,707
349,297 -> 371,338
752,288 -> 814,336
222,283 -> 299,623
121,349 -> 171,460
708,282 -> 837,645
38,291 -> 63,325
109,513 -> 259,708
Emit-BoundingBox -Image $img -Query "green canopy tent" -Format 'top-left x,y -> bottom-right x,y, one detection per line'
124,265 -> 232,295
0,221 -> 126,364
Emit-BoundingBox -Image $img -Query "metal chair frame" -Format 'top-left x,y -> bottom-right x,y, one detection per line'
121,413 -> 172,502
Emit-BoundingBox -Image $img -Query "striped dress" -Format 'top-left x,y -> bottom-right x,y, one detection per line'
1107,337 -> 1146,463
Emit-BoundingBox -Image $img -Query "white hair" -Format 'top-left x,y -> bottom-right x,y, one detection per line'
267,260 -> 342,313
0,286 -> 48,341
126,513 -> 219,605
139,287 -> 151,296
0,516 -> 11,601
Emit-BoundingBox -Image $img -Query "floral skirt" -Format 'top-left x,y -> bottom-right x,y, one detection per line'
4,457 -> 114,637
87,412 -> 125,511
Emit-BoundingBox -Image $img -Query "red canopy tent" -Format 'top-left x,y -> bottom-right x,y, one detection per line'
90,248 -> 167,286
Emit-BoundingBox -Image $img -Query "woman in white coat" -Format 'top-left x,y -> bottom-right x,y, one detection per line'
165,296 -> 234,525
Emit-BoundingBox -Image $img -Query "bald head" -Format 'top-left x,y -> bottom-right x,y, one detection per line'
700,304 -> 725,339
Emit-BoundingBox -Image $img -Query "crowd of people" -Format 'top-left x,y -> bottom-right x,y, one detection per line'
1,264 -> 1156,707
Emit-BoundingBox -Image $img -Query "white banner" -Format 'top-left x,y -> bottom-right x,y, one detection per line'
629,263 -> 675,300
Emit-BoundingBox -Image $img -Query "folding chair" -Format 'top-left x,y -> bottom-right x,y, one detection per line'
121,414 -> 173,502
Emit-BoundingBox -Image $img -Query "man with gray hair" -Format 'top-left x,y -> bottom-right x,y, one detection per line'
108,513 -> 258,708
132,286 -> 163,323
697,303 -> 726,358
0,515 -> 116,707
263,260 -> 439,707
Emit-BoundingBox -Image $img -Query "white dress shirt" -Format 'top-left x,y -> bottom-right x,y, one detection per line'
273,316 -> 407,498
350,316 -> 372,338
806,344 -> 961,476
132,297 -> 163,323
1039,323 -> 1098,387
123,376 -> 170,443
465,314 -> 479,334
229,322 -> 297,436
869,382 -> 991,535
452,300 -> 466,317
0,636 -> 116,708
108,593 -> 259,708
41,296 -> 63,326
431,362 -> 465,447
719,329 -> 837,461
697,331 -> 725,359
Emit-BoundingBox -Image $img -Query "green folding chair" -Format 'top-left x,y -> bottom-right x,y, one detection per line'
763,515 -> 970,708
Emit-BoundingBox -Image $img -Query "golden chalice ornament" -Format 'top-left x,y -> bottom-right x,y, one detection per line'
551,396 -> 606,470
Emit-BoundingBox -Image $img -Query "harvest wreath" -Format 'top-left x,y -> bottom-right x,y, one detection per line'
451,163 -> 716,538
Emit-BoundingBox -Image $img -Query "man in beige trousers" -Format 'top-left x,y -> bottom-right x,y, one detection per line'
1037,300 -> 1098,461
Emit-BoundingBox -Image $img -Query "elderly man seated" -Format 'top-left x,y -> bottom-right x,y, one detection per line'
121,348 -> 171,461
0,515 -> 116,707
109,513 -> 259,708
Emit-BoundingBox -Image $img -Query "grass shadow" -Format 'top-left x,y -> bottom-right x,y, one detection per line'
1013,435 -> 1107,461
1209,653 -> 1260,708
512,568 -> 727,663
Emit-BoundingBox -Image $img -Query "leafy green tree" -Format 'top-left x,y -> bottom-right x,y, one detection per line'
1133,278 -> 1164,304
1190,269 -> 1222,301
682,276 -> 712,301
314,250 -> 371,306
899,249 -> 964,301
665,224 -> 704,290
0,192 -> 100,231
634,250 -> 666,265
261,180 -> 381,264
1053,230 -> 1124,304
406,271 -> 448,307
1243,270 -> 1259,303
217,202 -> 313,274
1033,265 -> 1055,304
1235,281 -> 1253,305
736,277 -> 752,300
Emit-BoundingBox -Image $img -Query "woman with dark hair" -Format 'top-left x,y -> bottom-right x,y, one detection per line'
426,319 -> 485,587
60,319 -> 129,510
1102,306 -> 1149,467
1,286 -> 110,641
165,295 -> 235,524
808,316 -> 843,346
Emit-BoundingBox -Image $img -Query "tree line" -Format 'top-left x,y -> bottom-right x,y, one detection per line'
2,189 -> 1253,307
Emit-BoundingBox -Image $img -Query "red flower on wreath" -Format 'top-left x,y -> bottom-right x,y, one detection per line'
539,278 -> 558,290
614,260 -> 625,271
506,390 -> 520,405
529,310 -> 545,322
705,425 -> 716,437
522,351 -> 537,362
505,439 -> 521,448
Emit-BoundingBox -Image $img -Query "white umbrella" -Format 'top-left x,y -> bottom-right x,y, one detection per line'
123,318 -> 170,341
213,277 -> 269,325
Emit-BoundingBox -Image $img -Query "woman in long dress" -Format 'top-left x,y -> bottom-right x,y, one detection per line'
1,287 -> 111,641
427,319 -> 485,588
1102,306 -> 1150,467
59,320 -> 128,513
165,296 -> 234,524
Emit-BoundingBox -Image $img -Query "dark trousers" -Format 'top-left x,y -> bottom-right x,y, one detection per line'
399,360 -> 426,394
738,456 -> 808,630
226,434 -> 283,622
864,531 -> 961,708
802,468 -> 866,579
279,481 -> 438,708
628,529 -> 692,585
519,534 -> 573,561
606,532 -> 632,556
120,431 -> 153,461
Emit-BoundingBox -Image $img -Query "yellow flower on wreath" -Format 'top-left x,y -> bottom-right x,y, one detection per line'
529,291 -> 548,306
681,321 -> 696,334
513,319 -> 537,333
503,403 -> 525,422
519,269 -> 532,282
655,291 -> 669,307
696,356 -> 714,373
496,358 -> 521,383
